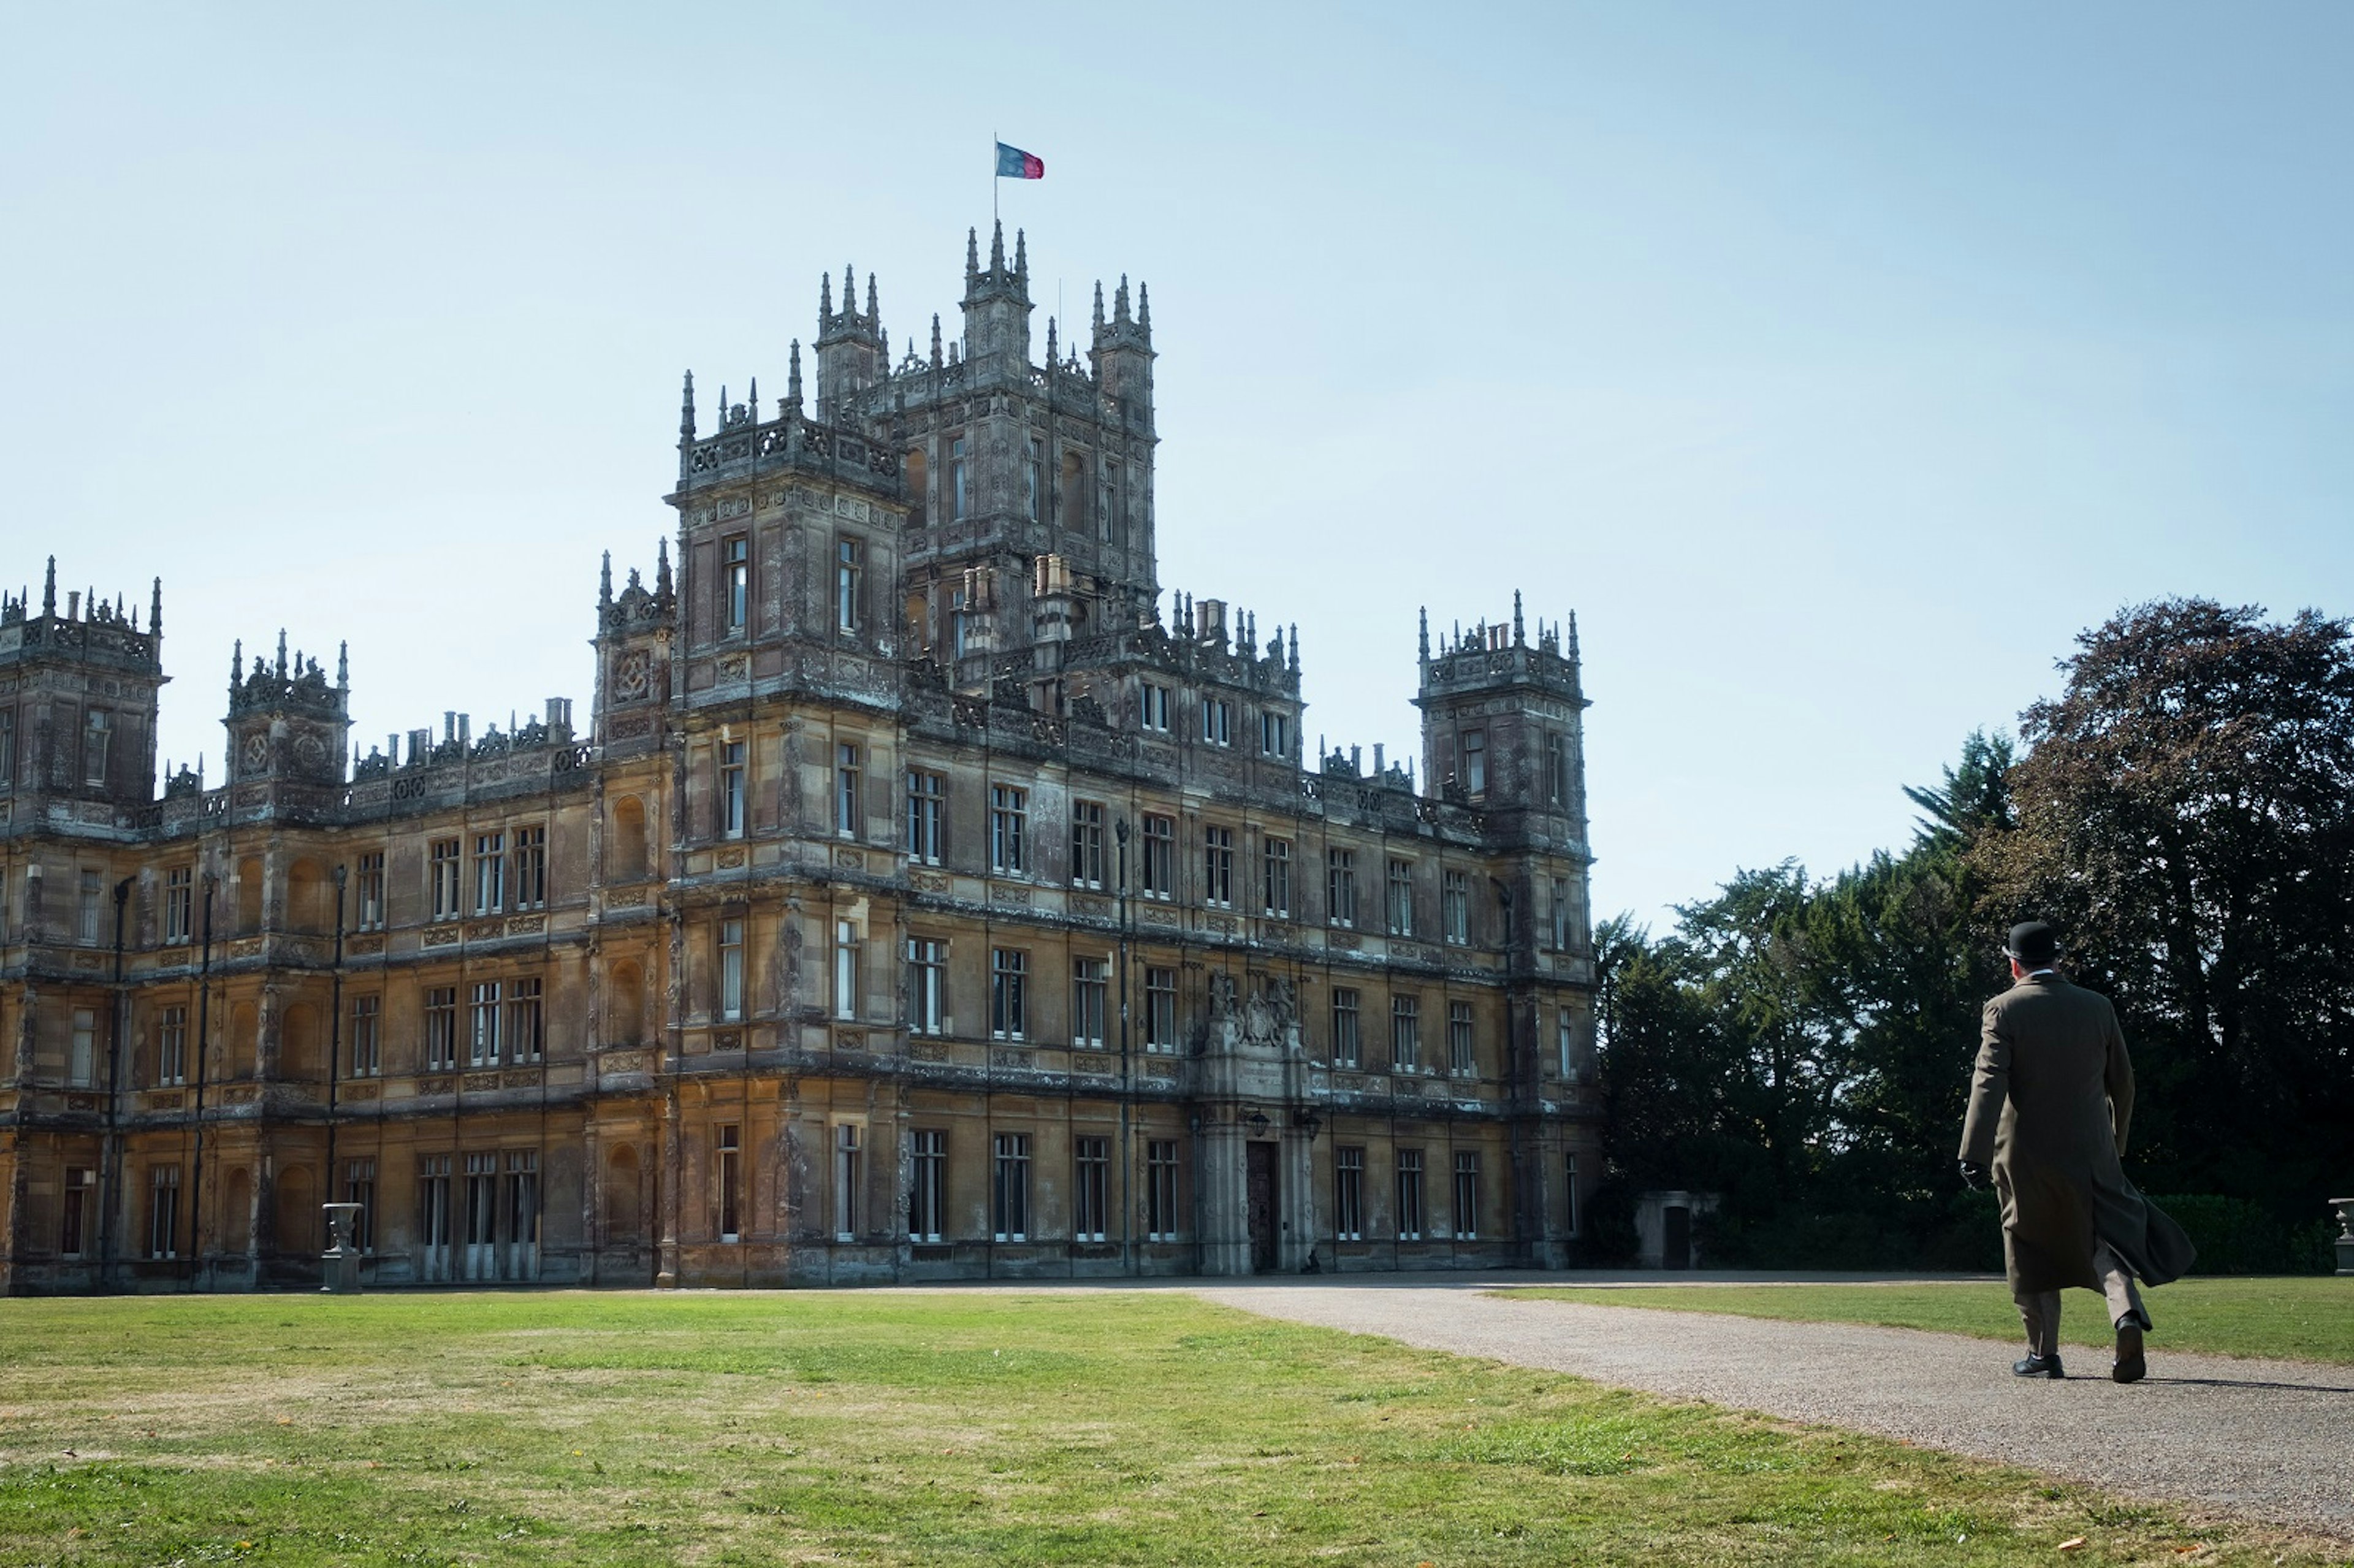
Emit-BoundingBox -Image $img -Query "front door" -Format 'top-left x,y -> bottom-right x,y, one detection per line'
1663,1204 -> 1691,1270
1246,1142 -> 1279,1273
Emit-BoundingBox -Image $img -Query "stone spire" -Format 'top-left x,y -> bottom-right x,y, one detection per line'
1513,590 -> 1525,645
679,370 -> 696,441
600,550 -> 613,610
787,340 -> 803,411
1419,606 -> 1430,662
150,577 -> 162,635
41,555 -> 55,616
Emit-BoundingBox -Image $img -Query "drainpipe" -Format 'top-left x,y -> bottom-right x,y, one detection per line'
187,873 -> 215,1288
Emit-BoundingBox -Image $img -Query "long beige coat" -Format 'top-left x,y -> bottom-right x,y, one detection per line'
1959,972 -> 2195,1295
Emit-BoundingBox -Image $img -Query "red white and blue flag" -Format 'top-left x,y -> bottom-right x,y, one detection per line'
995,141 -> 1045,180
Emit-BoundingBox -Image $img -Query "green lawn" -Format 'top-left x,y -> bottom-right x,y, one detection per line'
1499,1276 -> 2354,1364
0,1290 -> 2342,1566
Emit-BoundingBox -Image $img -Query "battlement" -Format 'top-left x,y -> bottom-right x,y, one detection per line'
226,631 -> 347,721
1417,594 -> 1583,704
0,557 -> 163,673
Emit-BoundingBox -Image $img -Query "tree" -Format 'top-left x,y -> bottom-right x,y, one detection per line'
1973,598 -> 2354,1214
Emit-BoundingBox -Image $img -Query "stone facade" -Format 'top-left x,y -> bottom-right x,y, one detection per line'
0,227 -> 1601,1293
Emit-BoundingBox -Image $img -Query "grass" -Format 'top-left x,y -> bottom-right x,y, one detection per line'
1498,1276 -> 2354,1365
0,1290 -> 2341,1566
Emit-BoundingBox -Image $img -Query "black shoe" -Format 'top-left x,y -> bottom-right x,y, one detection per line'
2013,1353 -> 2064,1379
2112,1322 -> 2146,1384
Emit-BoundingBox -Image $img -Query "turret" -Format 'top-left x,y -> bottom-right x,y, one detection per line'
959,220 -> 1033,381
815,262 -> 886,419
222,626 -> 352,786
1091,273 -> 1154,428
1413,595 -> 1586,839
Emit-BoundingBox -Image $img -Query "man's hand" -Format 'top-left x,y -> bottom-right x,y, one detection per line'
1958,1160 -> 1986,1190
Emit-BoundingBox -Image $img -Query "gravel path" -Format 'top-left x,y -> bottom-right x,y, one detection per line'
1184,1279 -> 2354,1539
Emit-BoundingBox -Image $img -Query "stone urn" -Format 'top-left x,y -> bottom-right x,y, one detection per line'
320,1201 -> 366,1294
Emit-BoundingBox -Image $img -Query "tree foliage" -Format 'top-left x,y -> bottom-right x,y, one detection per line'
1596,598 -> 2354,1267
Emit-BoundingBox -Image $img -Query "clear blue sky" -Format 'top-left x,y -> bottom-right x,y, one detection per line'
5,3 -> 2348,926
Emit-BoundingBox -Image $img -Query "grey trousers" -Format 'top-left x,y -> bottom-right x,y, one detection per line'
2016,1240 -> 2149,1358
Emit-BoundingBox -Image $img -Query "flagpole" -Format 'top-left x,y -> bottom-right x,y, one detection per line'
992,129 -> 999,228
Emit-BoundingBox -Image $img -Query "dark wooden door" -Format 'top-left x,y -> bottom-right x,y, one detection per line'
1246,1143 -> 1279,1273
1663,1205 -> 1691,1269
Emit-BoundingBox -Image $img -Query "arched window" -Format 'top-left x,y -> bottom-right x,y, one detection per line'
611,797 -> 649,882
905,449 -> 928,526
609,959 -> 646,1048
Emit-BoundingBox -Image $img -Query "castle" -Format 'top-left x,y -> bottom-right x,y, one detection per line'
0,226 -> 1599,1292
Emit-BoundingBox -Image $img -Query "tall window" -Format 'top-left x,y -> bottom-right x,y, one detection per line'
1141,813 -> 1175,899
1448,999 -> 1476,1076
1073,1136 -> 1110,1241
157,1003 -> 188,1086
834,1124 -> 862,1239
1551,876 -> 1572,950
1071,957 -> 1108,1047
355,852 -> 385,930
1146,1140 -> 1181,1240
473,831 -> 505,915
1453,1152 -> 1480,1239
466,1155 -> 498,1276
720,917 -> 745,1021
468,981 -> 503,1067
349,995 -> 381,1077
909,1130 -> 947,1242
1385,858 -> 1415,937
1145,966 -> 1178,1052
950,438 -> 969,519
1200,697 -> 1232,746
424,987 -> 458,1070
722,535 -> 748,631
905,769 -> 945,862
164,866 -> 194,945
0,708 -> 13,783
346,1159 -> 377,1251
417,1155 -> 453,1279
148,1165 -> 181,1259
1565,1152 -> 1582,1237
1334,1147 -> 1365,1241
1070,800 -> 1105,888
1395,1149 -> 1425,1241
1024,436 -> 1042,520
717,1124 -> 742,1241
60,1167 -> 94,1257
1137,682 -> 1170,732
836,538 -> 863,633
77,870 -> 101,945
718,742 -> 746,839
1546,732 -> 1571,807
991,1132 -> 1030,1240
506,978 -> 544,1062
834,919 -> 860,1020
1390,994 -> 1420,1073
1259,710 -> 1289,757
1330,988 -> 1362,1068
835,744 -> 861,836
430,839 -> 462,921
1327,850 -> 1357,929
990,948 -> 1027,1040
1460,729 -> 1487,794
510,828 -> 546,910
988,785 -> 1026,873
1203,825 -> 1233,907
1442,870 -> 1469,945
83,709 -> 111,785
506,1151 -> 539,1272
907,937 -> 946,1034
1261,837 -> 1290,918
1559,1006 -> 1576,1078
69,1007 -> 96,1087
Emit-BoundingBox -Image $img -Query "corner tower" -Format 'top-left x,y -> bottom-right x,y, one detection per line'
0,558 -> 167,828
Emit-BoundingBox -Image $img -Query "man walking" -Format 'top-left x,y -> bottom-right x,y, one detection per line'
1959,921 -> 2195,1382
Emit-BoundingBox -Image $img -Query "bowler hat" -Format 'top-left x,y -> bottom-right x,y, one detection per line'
2006,920 -> 2060,966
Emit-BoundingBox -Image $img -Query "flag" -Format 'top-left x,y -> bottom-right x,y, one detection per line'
995,142 -> 1045,180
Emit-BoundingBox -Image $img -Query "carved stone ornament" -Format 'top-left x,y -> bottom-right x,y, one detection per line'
614,650 -> 651,701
